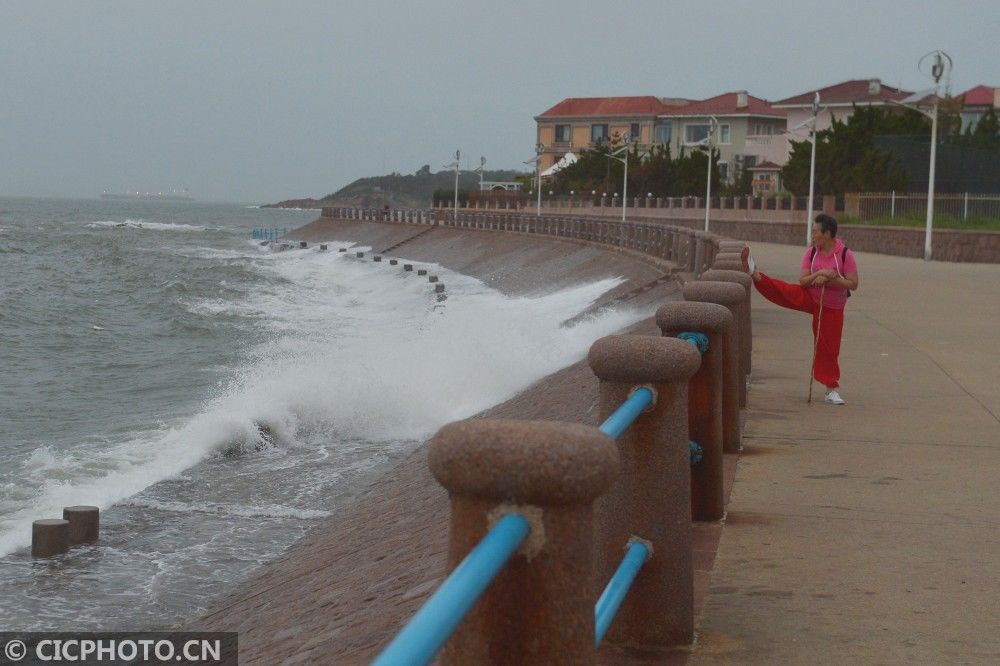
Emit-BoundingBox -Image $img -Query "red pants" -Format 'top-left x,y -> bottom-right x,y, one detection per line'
754,273 -> 844,388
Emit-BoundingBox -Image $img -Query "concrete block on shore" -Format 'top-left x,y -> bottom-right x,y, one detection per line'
418,269 -> 427,276
428,275 -> 439,283
404,264 -> 413,271
320,244 -> 328,251
338,248 -> 346,252
435,283 -> 445,293
374,256 -> 382,262
389,259 -> 398,265
32,519 -> 69,558
356,252 -> 364,258
299,241 -> 308,249
63,506 -> 99,545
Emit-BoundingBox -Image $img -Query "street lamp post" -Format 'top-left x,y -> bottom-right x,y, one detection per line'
893,50 -> 952,261
535,143 -> 543,216
925,97 -> 940,261
805,92 -> 820,246
779,96 -> 825,244
605,134 -> 639,222
703,117 -> 718,232
443,149 -> 461,222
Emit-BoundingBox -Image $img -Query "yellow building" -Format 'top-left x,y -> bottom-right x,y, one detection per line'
533,96 -> 689,172
535,93 -> 787,183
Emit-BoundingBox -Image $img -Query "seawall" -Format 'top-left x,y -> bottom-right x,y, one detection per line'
190,216 -> 722,663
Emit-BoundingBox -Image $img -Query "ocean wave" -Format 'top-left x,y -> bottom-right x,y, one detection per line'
85,219 -> 207,232
0,249 -> 648,558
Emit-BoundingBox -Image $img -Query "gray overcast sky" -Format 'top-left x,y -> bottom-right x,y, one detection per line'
1,1 -> 996,203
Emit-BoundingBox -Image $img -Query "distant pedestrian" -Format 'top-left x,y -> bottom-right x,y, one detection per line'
742,214 -> 859,404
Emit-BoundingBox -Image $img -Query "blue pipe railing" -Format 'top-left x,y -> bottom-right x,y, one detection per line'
599,387 -> 655,439
250,227 -> 288,241
595,541 -> 651,644
678,331 -> 710,353
373,513 -> 530,666
378,383 -> 697,660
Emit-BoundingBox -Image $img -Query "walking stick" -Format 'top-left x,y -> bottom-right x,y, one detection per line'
807,285 -> 826,403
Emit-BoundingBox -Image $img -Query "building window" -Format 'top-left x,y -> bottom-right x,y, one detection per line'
684,124 -> 710,144
684,123 -> 731,145
555,124 -> 571,143
654,122 -> 672,144
630,123 -> 640,142
591,124 -> 609,142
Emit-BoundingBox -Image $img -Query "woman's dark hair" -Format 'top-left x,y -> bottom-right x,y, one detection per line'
814,213 -> 838,238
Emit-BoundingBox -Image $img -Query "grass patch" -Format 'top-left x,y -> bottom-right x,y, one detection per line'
842,215 -> 1000,231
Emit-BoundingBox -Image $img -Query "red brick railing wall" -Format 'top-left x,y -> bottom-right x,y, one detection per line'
321,207 -> 999,264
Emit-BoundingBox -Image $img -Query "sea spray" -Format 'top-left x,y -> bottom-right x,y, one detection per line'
0,199 -> 650,630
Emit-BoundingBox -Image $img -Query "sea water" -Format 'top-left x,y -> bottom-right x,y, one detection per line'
0,197 -> 647,630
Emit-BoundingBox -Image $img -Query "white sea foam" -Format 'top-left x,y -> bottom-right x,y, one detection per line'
0,242 -> 648,556
84,219 -> 207,232
122,498 -> 331,520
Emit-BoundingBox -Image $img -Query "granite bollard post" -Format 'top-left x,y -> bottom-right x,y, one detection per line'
711,251 -> 743,272
32,519 -> 69,557
682,282 -> 746,451
429,419 -> 618,665
701,269 -> 753,379
717,240 -> 747,253
63,506 -> 99,545
587,335 -> 702,648
684,280 -> 747,385
655,303 -> 733,521
693,269 -> 750,387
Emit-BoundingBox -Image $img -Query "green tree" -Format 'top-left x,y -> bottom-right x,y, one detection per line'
722,162 -> 753,196
629,143 -> 673,196
970,108 -> 1000,150
548,141 -> 720,197
781,106 -> 921,194
667,146 -> 721,197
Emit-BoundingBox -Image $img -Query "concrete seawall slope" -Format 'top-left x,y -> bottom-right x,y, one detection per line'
190,218 -> 698,663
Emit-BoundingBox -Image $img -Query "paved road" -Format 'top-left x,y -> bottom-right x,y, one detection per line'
692,241 -> 1000,664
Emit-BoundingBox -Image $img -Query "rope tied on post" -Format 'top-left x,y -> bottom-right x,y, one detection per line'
688,440 -> 704,465
678,331 -> 710,354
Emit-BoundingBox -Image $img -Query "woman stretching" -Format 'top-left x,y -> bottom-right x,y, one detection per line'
742,214 -> 860,405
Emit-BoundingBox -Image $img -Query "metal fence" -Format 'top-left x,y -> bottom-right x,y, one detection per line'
848,192 -> 1000,221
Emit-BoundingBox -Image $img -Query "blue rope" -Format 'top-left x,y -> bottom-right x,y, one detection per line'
689,440 -> 703,465
678,332 -> 709,354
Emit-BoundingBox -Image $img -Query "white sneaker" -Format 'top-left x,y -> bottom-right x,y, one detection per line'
824,389 -> 846,405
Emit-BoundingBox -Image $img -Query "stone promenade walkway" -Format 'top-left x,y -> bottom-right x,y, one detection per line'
692,241 -> 1000,664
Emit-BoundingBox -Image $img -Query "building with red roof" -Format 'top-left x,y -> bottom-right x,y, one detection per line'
959,85 -> 999,132
774,78 -> 912,135
771,78 -> 916,163
533,96 -> 691,172
747,160 -> 784,195
661,91 -> 787,183
533,92 -> 786,182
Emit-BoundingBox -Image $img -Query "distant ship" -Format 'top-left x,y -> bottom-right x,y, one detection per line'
101,188 -> 195,202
